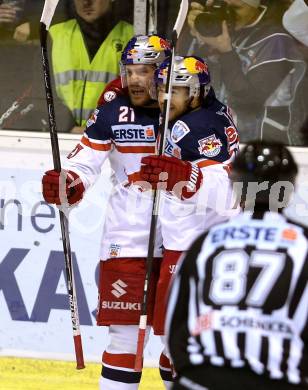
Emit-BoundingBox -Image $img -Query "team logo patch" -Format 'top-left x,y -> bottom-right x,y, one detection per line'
104,90 -> 117,102
198,135 -> 222,157
281,228 -> 297,242
145,127 -> 155,140
109,244 -> 121,258
86,108 -> 99,128
171,120 -> 190,143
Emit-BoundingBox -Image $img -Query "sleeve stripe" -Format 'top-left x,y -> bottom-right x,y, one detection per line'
197,159 -> 232,175
197,159 -> 221,168
81,136 -> 111,151
115,145 -> 156,153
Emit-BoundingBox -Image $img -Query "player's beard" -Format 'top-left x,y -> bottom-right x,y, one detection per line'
128,85 -> 155,107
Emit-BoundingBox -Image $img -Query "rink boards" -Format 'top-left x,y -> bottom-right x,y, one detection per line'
0,130 -> 307,365
0,130 -> 164,366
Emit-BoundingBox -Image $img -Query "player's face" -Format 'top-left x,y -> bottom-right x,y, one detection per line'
74,0 -> 111,23
126,65 -> 156,106
157,84 -> 190,121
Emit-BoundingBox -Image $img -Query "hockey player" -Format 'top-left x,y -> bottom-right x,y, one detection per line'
41,34 -> 172,390
166,141 -> 308,390
140,56 -> 240,345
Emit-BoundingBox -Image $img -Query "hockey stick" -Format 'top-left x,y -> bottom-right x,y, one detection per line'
134,0 -> 189,372
40,0 -> 85,370
147,0 -> 157,35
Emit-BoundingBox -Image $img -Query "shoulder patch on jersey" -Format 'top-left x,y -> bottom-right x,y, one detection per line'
198,134 -> 222,157
171,120 -> 190,143
86,108 -> 99,128
109,244 -> 121,258
104,90 -> 117,103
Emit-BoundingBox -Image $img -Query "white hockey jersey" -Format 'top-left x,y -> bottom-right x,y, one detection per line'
159,97 -> 240,251
65,96 -> 163,260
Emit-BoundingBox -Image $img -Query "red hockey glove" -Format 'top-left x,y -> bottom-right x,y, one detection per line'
97,77 -> 127,106
42,170 -> 85,206
140,155 -> 203,199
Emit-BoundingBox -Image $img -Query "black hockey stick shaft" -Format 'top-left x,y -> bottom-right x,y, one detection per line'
40,22 -> 85,370
134,0 -> 189,371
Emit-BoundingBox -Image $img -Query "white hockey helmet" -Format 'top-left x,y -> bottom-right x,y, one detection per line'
120,35 -> 171,87
156,56 -> 211,98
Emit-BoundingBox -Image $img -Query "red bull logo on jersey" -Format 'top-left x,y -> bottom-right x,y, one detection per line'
198,134 -> 222,157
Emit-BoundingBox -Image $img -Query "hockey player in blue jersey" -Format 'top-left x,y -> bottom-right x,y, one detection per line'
140,56 -> 240,351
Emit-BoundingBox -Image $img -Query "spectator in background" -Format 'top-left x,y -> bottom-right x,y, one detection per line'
187,0 -> 307,145
49,0 -> 134,133
0,0 -> 75,132
283,0 -> 308,145
0,0 -> 25,39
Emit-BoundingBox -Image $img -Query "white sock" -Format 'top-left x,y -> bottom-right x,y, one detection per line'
99,376 -> 139,390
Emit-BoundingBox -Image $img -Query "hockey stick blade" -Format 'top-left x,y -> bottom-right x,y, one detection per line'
40,0 -> 60,30
134,0 -> 189,372
172,0 -> 188,43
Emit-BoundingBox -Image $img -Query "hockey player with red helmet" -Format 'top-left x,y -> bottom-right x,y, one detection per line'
42,35 -> 172,390
140,55 -> 240,345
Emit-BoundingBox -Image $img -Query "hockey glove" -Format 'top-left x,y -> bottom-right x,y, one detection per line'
140,155 -> 203,199
97,77 -> 127,106
42,170 -> 85,206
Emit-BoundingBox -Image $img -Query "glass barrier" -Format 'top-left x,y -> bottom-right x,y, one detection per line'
177,0 -> 308,146
0,0 -> 307,146
0,0 -> 134,133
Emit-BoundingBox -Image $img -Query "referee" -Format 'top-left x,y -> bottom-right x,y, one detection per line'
166,141 -> 308,390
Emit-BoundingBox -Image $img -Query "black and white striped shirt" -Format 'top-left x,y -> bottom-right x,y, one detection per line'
166,211 -> 308,387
